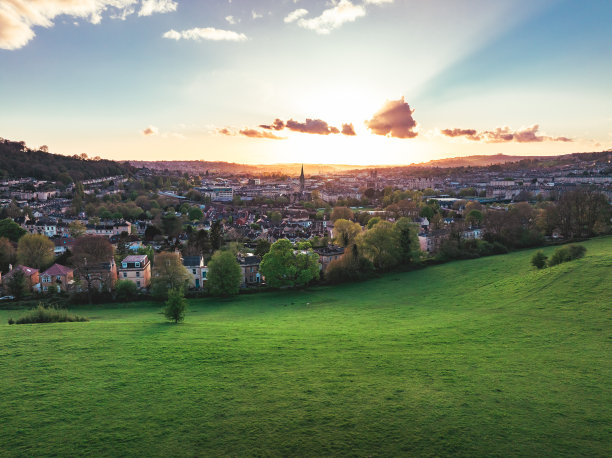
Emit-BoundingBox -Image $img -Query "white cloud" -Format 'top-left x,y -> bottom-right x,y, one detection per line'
251,10 -> 262,20
138,0 -> 177,17
284,8 -> 308,24
297,0 -> 365,34
363,0 -> 394,4
225,15 -> 237,25
0,0 -> 177,50
163,27 -> 248,42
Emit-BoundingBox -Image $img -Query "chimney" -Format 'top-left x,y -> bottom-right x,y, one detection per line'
9,264 -> 12,271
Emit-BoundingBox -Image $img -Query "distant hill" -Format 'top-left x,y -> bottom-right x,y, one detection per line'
0,138 -> 130,183
414,154 -> 549,168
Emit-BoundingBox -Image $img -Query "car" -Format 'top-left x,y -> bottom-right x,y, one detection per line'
0,295 -> 15,301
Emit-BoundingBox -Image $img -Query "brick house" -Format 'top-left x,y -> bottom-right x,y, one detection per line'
40,264 -> 74,293
182,255 -> 208,290
1,265 -> 40,292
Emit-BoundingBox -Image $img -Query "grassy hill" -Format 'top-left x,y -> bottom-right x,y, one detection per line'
1,238 -> 611,456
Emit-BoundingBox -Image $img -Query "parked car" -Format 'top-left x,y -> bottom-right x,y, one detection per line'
0,296 -> 15,301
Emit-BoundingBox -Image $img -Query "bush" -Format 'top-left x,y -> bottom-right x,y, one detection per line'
531,251 -> 548,269
15,304 -> 88,324
115,280 -> 139,302
8,317 -> 15,325
548,244 -> 587,267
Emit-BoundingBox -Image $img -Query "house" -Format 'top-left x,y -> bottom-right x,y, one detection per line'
117,255 -> 151,289
313,245 -> 345,271
75,258 -> 118,292
237,254 -> 262,286
1,265 -> 39,291
86,221 -> 132,237
40,264 -> 74,293
53,237 -> 76,256
418,230 -> 450,253
182,255 -> 208,290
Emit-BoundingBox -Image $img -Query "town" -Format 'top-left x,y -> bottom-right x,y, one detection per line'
1,138 -> 610,302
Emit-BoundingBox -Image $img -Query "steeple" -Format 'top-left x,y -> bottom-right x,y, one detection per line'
299,164 -> 305,193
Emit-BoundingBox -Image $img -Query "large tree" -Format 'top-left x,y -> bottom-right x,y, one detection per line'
394,217 -> 420,264
151,252 -> 190,300
17,234 -> 54,270
333,219 -> 362,247
0,237 -> 16,273
358,220 -> 401,270
330,206 -> 354,222
260,239 -> 319,288
206,250 -> 242,296
71,236 -> 115,304
0,218 -> 26,242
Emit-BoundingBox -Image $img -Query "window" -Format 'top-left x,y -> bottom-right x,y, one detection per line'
136,281 -> 141,287
192,269 -> 196,274
136,272 -> 140,277
123,273 -> 127,278
122,262 -> 127,268
202,271 -> 207,278
135,262 -> 141,268
56,275 -> 62,281
43,286 -> 48,291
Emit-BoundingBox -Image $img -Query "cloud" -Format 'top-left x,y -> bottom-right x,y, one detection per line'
341,123 -> 356,136
365,97 -> 418,138
286,118 -> 340,135
0,0 -> 179,50
441,125 -> 573,143
225,15 -> 237,25
239,129 -> 285,140
440,128 -> 481,141
142,125 -> 159,136
363,0 -> 394,4
163,27 -> 247,42
251,10 -> 262,20
138,0 -> 177,17
284,8 -> 308,23
297,0 -> 365,34
259,119 -> 285,131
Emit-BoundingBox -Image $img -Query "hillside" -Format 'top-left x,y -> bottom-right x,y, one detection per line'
1,237 -> 611,456
0,138 -> 130,182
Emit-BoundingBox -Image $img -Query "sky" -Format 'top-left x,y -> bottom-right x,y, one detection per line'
1,0 -> 611,165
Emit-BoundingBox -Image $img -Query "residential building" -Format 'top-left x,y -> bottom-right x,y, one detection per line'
117,255 -> 151,289
238,254 -> 262,286
314,245 -> 345,271
1,265 -> 40,292
40,264 -> 74,292
182,255 -> 208,290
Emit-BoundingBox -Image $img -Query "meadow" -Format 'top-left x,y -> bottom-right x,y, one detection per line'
1,238 -> 611,456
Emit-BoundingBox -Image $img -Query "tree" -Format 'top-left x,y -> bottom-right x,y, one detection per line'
325,243 -> 374,284
210,220 -> 223,250
151,252 -> 190,300
0,237 -> 16,273
144,225 -> 162,241
419,206 -> 435,219
466,210 -> 483,226
68,221 -> 86,238
0,218 -> 26,242
531,251 -> 548,269
71,236 -> 115,304
207,250 -> 242,296
330,206 -> 354,222
162,214 -> 183,239
254,239 -> 271,258
394,217 -> 420,264
6,270 -> 28,300
188,207 -> 204,221
358,220 -> 401,270
333,219 -> 362,247
17,234 -> 54,270
164,288 -> 187,323
367,217 -> 381,229
260,239 -> 319,288
115,279 -> 139,301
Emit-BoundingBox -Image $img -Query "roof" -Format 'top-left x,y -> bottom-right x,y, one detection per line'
182,256 -> 203,267
122,255 -> 148,264
42,264 -> 73,276
4,265 -> 39,279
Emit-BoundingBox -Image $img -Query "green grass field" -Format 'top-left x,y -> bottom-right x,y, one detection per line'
1,238 -> 611,456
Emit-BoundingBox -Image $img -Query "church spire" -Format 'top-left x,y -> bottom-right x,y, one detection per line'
299,164 -> 305,193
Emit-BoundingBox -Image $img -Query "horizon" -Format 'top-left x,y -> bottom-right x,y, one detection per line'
1,0 -> 612,164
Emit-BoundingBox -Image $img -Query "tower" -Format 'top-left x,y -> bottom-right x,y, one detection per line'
299,164 -> 305,194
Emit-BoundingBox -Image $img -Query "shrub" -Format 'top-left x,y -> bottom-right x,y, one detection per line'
531,251 -> 548,269
8,317 -> 15,325
548,244 -> 587,267
115,280 -> 139,302
15,304 -> 89,324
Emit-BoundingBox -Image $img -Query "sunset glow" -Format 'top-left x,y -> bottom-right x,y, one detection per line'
1,0 -> 611,164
